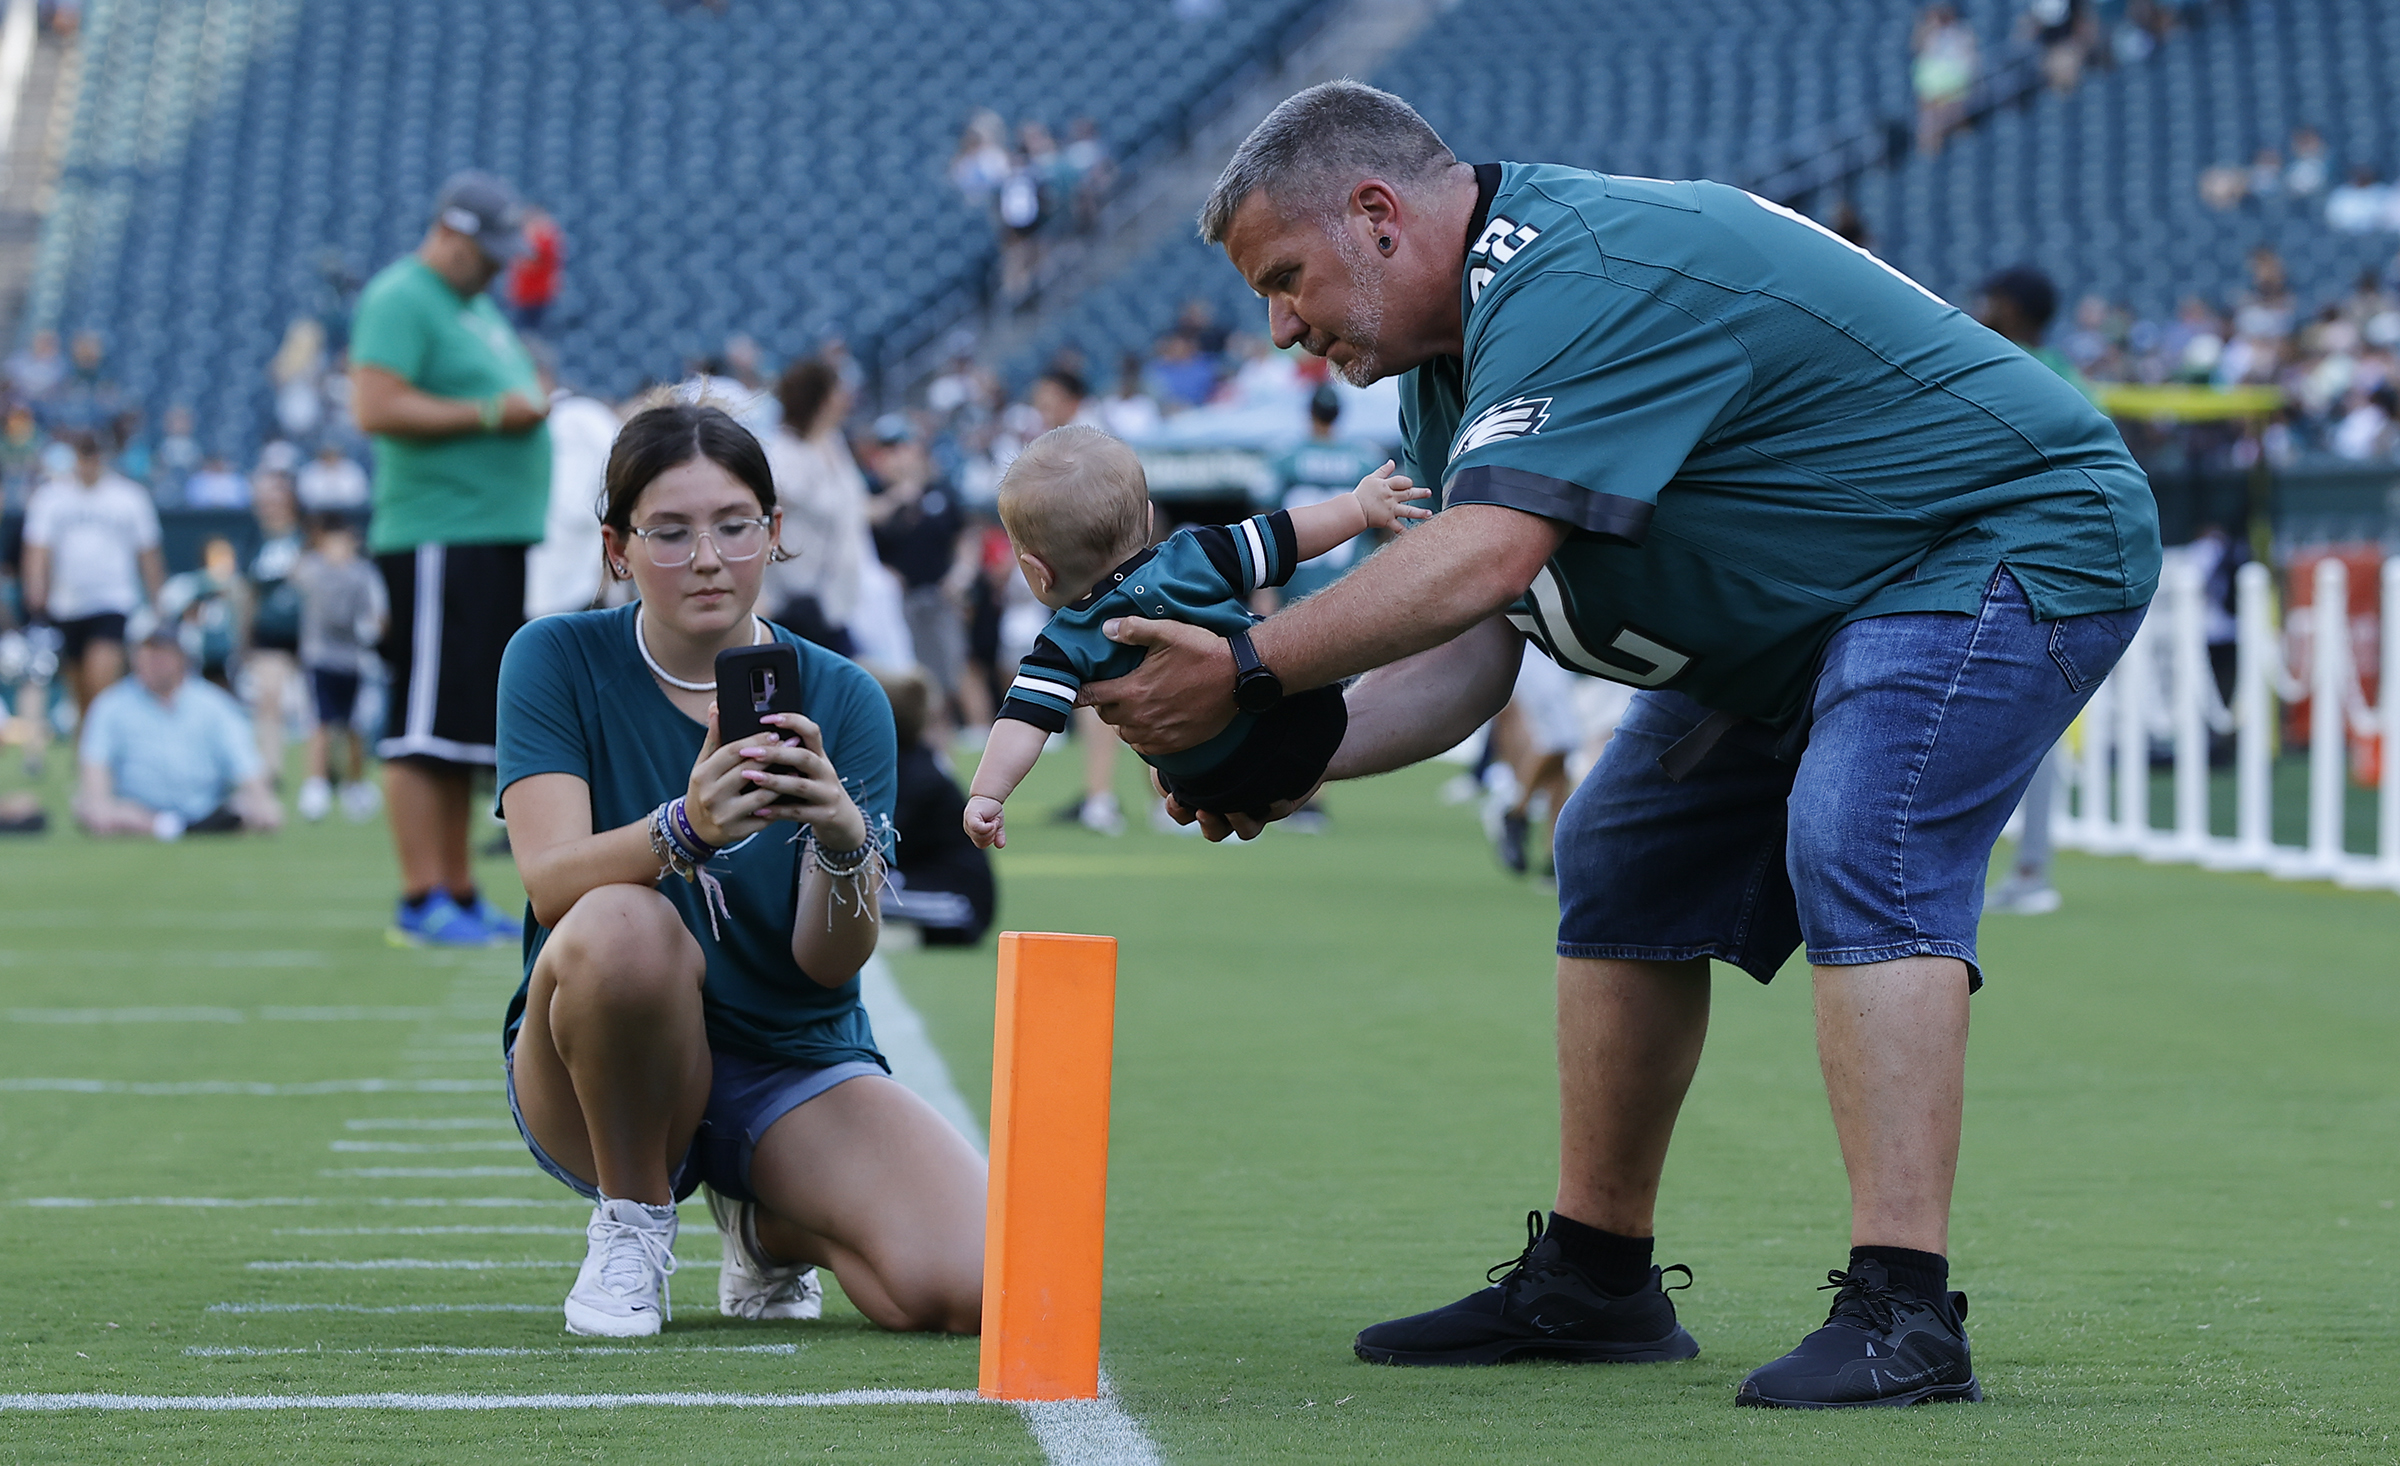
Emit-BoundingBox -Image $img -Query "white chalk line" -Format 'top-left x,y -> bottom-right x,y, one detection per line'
274,1226 -> 583,1237
859,956 -> 1163,1465
186,1344 -> 800,1358
18,1196 -> 581,1209
318,1167 -> 541,1179
1,1079 -> 500,1095
244,1258 -> 721,1272
0,1389 -> 984,1411
207,1303 -> 557,1314
345,1118 -> 512,1130
328,1141 -> 523,1153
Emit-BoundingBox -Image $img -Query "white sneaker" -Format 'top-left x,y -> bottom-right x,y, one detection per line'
563,1196 -> 679,1337
1077,792 -> 1125,836
339,780 -> 382,822
297,778 -> 332,822
706,1187 -> 822,1321
1988,878 -> 2063,915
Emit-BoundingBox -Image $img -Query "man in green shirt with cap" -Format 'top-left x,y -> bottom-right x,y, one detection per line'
350,169 -> 552,946
1087,81 -> 2157,1409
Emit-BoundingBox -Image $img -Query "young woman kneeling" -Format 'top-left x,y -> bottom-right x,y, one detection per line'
497,401 -> 985,1337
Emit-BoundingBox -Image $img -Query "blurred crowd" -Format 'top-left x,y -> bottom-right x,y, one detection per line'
950,110 -> 1116,305
2056,245 -> 2400,463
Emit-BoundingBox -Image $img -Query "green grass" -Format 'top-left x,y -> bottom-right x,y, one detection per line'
0,747 -> 2394,1462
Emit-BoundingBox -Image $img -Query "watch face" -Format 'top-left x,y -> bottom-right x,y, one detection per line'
1236,670 -> 1282,713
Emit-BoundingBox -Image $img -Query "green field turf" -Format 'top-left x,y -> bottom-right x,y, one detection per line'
0,747 -> 2393,1463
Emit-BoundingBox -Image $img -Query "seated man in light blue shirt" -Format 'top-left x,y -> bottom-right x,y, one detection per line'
75,613 -> 283,838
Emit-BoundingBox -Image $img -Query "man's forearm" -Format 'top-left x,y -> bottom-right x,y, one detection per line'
1330,616 -> 1526,781
1254,504 -> 1563,693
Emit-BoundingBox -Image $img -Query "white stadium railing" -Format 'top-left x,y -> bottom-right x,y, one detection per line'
2054,551 -> 2400,894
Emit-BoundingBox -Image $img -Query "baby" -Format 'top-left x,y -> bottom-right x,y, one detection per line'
964,424 -> 1427,848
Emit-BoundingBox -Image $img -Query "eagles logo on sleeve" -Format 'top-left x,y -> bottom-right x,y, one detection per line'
1452,396 -> 1552,458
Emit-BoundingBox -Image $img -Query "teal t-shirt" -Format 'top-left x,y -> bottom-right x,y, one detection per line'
351,257 -> 552,554
1271,436 -> 1387,601
998,510 -> 1298,776
1402,163 -> 2161,725
494,605 -> 897,1070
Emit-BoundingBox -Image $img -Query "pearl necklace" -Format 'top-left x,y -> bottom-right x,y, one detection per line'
636,609 -> 764,692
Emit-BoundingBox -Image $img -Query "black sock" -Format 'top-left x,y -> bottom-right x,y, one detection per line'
1546,1212 -> 1654,1296
449,887 -> 479,910
1851,1245 -> 1948,1300
403,890 -> 436,911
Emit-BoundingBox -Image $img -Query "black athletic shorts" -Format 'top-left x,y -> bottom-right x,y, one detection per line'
309,666 -> 363,729
57,612 -> 128,663
376,543 -> 527,768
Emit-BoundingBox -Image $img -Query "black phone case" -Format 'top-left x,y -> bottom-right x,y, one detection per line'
715,642 -> 806,749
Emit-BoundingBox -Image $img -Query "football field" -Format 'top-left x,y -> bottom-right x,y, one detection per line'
1,751 -> 2393,1463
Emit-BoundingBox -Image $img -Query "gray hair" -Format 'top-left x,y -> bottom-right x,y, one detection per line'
1197,80 -> 1455,245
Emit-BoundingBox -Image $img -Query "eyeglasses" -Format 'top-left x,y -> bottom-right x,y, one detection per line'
628,516 -> 774,568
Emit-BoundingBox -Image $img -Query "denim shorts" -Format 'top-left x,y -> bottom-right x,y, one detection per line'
505,1044 -> 885,1204
1554,568 -> 2145,990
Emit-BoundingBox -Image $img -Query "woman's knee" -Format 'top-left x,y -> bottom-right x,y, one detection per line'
541,885 -> 703,999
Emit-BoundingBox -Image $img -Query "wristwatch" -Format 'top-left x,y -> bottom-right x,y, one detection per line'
1227,629 -> 1283,714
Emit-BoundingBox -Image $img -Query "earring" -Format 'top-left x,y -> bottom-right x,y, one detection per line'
1378,236 -> 1393,254
611,561 -> 628,577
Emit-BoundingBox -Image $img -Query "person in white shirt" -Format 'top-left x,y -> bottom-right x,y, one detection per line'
761,358 -> 868,653
295,441 -> 371,511
523,368 -> 622,619
20,433 -> 164,719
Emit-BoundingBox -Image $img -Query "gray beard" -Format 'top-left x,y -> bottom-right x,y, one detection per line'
1327,224 -> 1388,386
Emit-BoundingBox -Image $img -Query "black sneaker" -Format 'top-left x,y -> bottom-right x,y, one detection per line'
1354,1211 -> 1700,1366
1495,811 -> 1530,873
1734,1258 -> 1982,1408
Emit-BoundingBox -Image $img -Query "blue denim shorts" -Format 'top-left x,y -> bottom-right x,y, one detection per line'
505,1044 -> 885,1204
1554,568 -> 2145,990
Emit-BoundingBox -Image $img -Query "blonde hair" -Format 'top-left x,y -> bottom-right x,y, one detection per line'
996,426 -> 1151,591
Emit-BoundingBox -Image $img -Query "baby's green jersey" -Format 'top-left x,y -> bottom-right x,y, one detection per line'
1403,163 -> 2160,725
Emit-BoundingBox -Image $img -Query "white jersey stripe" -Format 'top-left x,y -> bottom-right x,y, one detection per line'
1009,675 -> 1078,705
1238,518 -> 1268,590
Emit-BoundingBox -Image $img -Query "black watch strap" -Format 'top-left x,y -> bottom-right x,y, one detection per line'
1228,629 -> 1283,713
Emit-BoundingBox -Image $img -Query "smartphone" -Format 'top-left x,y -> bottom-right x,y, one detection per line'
716,641 -> 806,754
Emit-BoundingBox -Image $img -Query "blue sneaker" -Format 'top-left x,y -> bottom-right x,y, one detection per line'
388,891 -> 489,948
466,895 -> 523,946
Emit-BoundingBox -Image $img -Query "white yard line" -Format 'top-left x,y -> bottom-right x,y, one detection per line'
344,1118 -> 513,1130
317,1167 -> 541,1179
273,1227 -> 583,1237
206,1303 -> 557,1314
0,1390 -> 983,1411
2,1079 -> 499,1095
327,1141 -> 524,1153
18,1197 -> 582,1209
186,1344 -> 801,1358
859,955 -> 1163,1466
243,1258 -> 721,1271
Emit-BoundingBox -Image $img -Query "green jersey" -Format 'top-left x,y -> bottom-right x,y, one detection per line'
494,606 -> 897,1070
1402,163 -> 2159,725
1271,435 -> 1387,600
351,257 -> 551,554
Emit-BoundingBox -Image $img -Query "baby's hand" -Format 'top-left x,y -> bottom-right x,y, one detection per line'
963,795 -> 1008,850
1352,460 -> 1433,530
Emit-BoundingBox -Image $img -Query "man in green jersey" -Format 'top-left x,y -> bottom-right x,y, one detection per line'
1087,82 -> 2158,1408
1269,383 -> 1392,606
350,170 -> 552,946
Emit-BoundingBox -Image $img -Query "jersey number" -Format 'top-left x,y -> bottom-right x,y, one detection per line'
1510,566 -> 1693,688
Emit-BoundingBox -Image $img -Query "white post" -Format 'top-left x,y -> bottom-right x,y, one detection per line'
2071,677 -> 2112,848
2304,557 -> 2348,876
2379,558 -> 2399,886
2167,557 -> 2211,857
2230,561 -> 2274,866
2115,613 -> 2155,851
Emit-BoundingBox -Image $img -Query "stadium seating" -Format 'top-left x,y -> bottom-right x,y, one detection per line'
1019,0 -> 2399,383
1854,0 -> 2400,318
26,0 -> 1330,452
